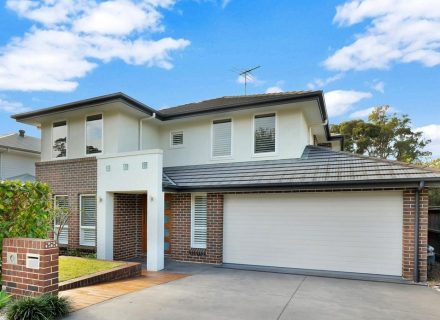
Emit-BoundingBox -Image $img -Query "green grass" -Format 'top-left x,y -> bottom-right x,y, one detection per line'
59,256 -> 125,282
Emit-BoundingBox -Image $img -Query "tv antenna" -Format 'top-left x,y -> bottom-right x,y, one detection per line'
238,66 -> 261,95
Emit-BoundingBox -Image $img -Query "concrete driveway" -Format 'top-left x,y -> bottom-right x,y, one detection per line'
67,262 -> 440,320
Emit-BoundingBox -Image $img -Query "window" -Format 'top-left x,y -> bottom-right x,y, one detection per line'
86,114 -> 103,154
254,113 -> 276,154
191,194 -> 207,249
54,195 -> 69,245
80,195 -> 97,246
212,119 -> 232,157
170,131 -> 184,148
52,121 -> 67,159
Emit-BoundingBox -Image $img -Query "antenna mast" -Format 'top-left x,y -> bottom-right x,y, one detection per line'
239,66 -> 261,95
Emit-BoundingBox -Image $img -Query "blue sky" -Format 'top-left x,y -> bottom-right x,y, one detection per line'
0,0 -> 439,156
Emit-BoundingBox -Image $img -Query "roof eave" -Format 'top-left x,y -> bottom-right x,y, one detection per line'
163,177 -> 440,192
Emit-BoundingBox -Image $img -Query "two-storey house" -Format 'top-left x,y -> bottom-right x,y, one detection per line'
12,91 -> 440,282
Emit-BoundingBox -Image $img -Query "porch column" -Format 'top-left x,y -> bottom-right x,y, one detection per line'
97,192 -> 114,260
147,153 -> 164,271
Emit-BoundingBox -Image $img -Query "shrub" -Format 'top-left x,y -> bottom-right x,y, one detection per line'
6,294 -> 71,320
0,291 -> 10,309
0,180 -> 52,256
39,294 -> 71,319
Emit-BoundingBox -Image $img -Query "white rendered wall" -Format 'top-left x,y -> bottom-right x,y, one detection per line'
1,152 -> 38,179
96,150 -> 164,271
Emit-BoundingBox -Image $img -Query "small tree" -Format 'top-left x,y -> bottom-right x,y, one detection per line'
331,106 -> 432,163
49,203 -> 70,246
426,158 -> 440,207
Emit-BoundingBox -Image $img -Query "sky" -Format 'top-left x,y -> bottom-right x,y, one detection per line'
0,0 -> 439,157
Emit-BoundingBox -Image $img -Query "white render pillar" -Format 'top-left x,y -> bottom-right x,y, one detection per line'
147,153 -> 165,271
97,192 -> 114,260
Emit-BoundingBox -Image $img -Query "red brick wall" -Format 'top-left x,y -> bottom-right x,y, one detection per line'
113,194 -> 144,261
2,238 -> 58,297
169,193 -> 223,264
402,189 -> 428,282
36,157 -> 97,250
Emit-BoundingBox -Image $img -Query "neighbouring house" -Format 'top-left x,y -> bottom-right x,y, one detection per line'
12,91 -> 440,282
0,130 -> 41,181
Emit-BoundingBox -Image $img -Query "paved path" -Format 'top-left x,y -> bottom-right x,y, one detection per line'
67,263 -> 440,320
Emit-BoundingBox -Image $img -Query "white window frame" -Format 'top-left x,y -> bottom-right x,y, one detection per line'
53,195 -> 69,245
85,113 -> 104,156
51,120 -> 68,160
170,130 -> 184,149
211,118 -> 233,159
79,194 -> 97,247
252,112 -> 278,157
191,193 -> 208,249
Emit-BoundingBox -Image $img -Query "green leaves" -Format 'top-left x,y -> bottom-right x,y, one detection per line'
0,180 -> 52,256
331,106 -> 432,163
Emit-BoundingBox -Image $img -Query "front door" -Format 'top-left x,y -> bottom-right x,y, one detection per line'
164,194 -> 172,254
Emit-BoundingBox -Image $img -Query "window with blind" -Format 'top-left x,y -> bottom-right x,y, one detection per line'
212,119 -> 232,157
54,195 -> 69,245
80,195 -> 97,247
191,194 -> 207,249
170,131 -> 184,148
52,121 -> 67,159
254,113 -> 276,154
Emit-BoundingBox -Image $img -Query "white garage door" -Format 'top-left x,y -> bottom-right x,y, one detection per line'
223,191 -> 403,276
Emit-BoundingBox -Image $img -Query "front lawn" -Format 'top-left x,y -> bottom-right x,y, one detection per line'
59,256 -> 125,282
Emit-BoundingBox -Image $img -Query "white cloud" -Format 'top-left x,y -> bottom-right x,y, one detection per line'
307,73 -> 344,90
265,86 -> 283,94
324,90 -> 372,117
350,107 -> 375,118
236,74 -> 263,86
416,124 -> 440,157
371,80 -> 385,93
1,0 -> 188,91
325,0 -> 440,71
0,98 -> 30,113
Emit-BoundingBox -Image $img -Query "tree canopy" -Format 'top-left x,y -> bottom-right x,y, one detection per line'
331,106 -> 431,163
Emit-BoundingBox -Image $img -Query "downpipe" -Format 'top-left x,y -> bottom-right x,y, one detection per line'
414,180 -> 425,283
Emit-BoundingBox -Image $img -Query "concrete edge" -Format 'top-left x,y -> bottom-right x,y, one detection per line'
219,263 -> 424,286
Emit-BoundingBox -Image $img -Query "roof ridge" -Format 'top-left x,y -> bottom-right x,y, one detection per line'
307,145 -> 440,174
0,133 -> 16,139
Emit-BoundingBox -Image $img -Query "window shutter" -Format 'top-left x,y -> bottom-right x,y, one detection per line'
80,195 -> 97,246
54,196 -> 69,245
171,132 -> 183,146
212,119 -> 232,157
192,194 -> 207,249
254,113 -> 276,153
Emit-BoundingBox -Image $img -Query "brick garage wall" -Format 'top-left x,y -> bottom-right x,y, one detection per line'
403,189 -> 429,282
113,194 -> 144,261
36,157 -> 97,251
2,238 -> 58,297
170,193 -> 223,264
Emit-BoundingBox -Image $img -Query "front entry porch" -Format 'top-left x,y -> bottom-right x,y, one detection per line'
95,150 -> 165,271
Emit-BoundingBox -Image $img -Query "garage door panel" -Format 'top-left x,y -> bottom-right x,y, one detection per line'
223,192 -> 403,276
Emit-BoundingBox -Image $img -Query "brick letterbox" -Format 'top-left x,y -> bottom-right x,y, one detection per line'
2,238 -> 58,297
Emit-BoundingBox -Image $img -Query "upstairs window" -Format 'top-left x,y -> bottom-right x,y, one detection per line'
80,195 -> 97,247
52,121 -> 67,159
191,194 -> 207,249
170,131 -> 184,148
54,195 -> 69,245
212,119 -> 232,158
254,113 -> 276,154
86,114 -> 103,154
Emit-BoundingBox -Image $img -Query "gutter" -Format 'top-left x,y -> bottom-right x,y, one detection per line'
414,180 -> 425,283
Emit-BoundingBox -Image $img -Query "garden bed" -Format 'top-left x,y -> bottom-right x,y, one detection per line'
59,257 -> 141,291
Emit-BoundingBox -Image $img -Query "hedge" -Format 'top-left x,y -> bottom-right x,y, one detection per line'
0,180 -> 52,256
